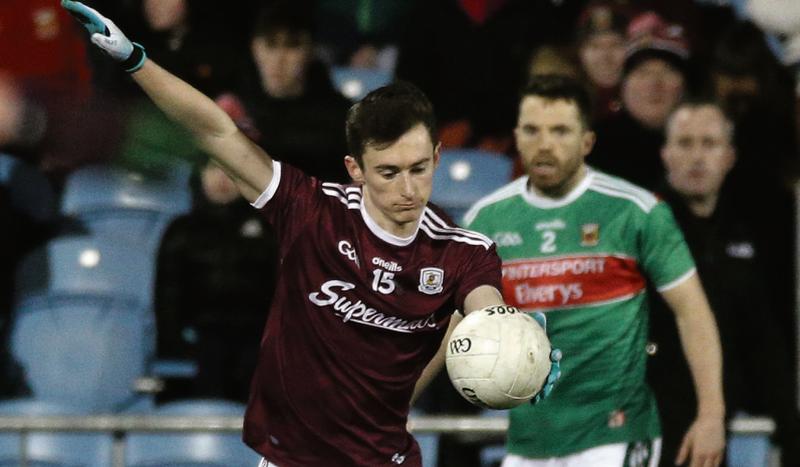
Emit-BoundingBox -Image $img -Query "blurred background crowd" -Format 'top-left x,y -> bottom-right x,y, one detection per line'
1,0 -> 800,466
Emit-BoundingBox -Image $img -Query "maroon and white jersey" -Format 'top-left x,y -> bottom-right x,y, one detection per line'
242,162 -> 501,466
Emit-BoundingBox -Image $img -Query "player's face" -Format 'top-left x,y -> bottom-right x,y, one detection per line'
662,106 -> 735,199
515,96 -> 595,197
622,58 -> 684,129
346,124 -> 439,235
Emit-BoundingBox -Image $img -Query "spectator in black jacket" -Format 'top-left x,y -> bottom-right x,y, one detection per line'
648,99 -> 800,467
217,0 -> 352,183
154,161 -> 278,403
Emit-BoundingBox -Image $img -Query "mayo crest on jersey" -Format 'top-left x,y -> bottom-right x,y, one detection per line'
465,167 -> 695,458
244,161 -> 502,466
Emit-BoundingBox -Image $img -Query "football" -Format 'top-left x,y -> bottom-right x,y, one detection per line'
445,305 -> 552,409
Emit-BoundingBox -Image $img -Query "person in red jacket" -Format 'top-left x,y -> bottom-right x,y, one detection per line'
0,0 -> 92,102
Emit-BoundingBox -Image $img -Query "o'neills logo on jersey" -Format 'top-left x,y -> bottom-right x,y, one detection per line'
502,255 -> 646,310
309,280 -> 437,333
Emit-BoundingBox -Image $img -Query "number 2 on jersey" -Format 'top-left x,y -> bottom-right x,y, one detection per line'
371,269 -> 396,294
540,230 -> 557,254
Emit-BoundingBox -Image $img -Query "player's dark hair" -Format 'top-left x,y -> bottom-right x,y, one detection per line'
520,74 -> 593,129
346,81 -> 438,164
252,0 -> 315,44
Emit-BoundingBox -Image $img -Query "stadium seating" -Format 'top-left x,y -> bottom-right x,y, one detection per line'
331,66 -> 393,100
0,399 -> 114,467
431,149 -> 513,224
0,153 -> 16,183
125,399 -> 261,467
60,163 -> 192,251
728,432 -> 773,467
14,234 -> 158,308
10,293 -> 155,412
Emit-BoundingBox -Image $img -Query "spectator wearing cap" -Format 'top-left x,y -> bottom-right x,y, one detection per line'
590,11 -> 690,191
574,1 -> 630,121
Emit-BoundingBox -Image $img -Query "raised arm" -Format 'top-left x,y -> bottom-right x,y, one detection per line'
660,272 -> 726,467
61,0 -> 272,202
131,61 -> 271,201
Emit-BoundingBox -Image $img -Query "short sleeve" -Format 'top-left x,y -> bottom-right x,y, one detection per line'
454,243 -> 503,311
250,161 -> 326,248
639,201 -> 696,291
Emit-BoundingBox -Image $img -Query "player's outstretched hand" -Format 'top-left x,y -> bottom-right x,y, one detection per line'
531,311 -> 562,405
61,0 -> 146,73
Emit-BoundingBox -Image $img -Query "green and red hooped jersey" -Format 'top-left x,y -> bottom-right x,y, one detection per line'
465,169 -> 695,458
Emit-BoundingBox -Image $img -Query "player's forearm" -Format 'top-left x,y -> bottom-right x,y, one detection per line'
132,60 -> 238,145
663,276 -> 725,418
411,347 -> 444,406
411,312 -> 463,405
131,60 -> 272,200
676,307 -> 725,417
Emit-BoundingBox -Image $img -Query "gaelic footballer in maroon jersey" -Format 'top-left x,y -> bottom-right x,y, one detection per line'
243,162 -> 501,466
48,14 -> 528,461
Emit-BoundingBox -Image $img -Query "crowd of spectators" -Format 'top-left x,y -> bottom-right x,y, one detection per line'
1,0 -> 799,465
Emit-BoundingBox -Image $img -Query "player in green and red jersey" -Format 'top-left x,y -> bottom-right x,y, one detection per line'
465,75 -> 725,467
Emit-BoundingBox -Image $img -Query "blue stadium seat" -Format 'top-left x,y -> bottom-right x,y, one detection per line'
331,66 -> 393,100
727,433 -> 772,467
61,163 -> 191,216
126,399 -> 261,467
14,234 -> 159,308
0,153 -> 17,183
0,399 -> 114,467
431,149 -> 513,224
10,293 -> 155,412
60,163 -> 192,250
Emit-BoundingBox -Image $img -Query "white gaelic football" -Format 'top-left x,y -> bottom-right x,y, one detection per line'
445,305 -> 552,409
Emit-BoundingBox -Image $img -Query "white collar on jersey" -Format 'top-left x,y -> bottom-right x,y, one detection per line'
521,168 -> 595,209
359,194 -> 419,247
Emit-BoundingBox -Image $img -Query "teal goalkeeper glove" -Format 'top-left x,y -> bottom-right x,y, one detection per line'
530,311 -> 562,405
61,0 -> 146,73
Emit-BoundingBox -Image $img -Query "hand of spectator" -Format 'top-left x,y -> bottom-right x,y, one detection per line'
530,311 -> 562,405
676,414 -> 725,467
61,0 -> 146,73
